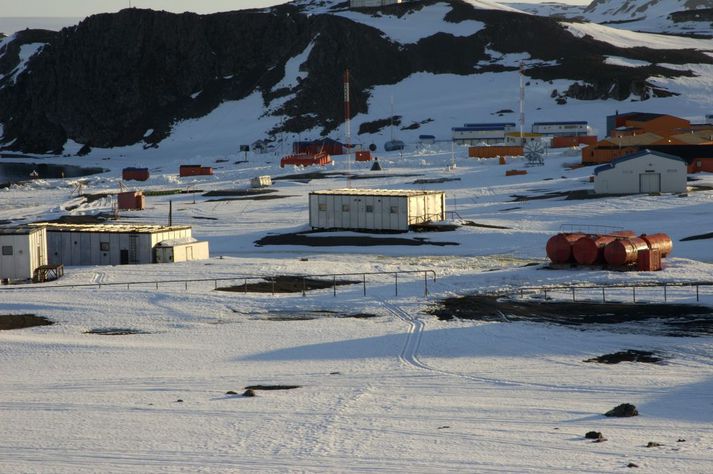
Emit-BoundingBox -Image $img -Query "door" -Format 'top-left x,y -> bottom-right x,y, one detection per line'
120,249 -> 129,265
639,173 -> 661,193
129,235 -> 138,264
186,246 -> 193,261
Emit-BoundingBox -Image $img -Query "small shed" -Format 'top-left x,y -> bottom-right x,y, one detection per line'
122,167 -> 150,181
594,149 -> 687,194
309,189 -> 445,232
179,165 -> 213,177
250,176 -> 272,188
0,226 -> 47,282
154,238 -> 210,263
117,191 -> 145,210
293,138 -> 345,156
33,223 -> 194,266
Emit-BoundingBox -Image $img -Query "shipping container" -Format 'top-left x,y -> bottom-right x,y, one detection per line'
122,167 -> 150,181
179,165 -> 213,177
117,191 -> 145,211
280,152 -> 332,168
469,146 -> 524,158
309,189 -> 445,232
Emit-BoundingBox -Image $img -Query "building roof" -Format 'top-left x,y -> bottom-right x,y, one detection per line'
310,189 -> 444,197
0,225 -> 44,236
459,123 -> 515,130
594,149 -> 686,175
646,144 -> 713,160
601,132 -> 662,147
532,121 -> 587,126
29,223 -> 192,234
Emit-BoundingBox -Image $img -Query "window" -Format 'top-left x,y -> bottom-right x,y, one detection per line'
318,203 -> 327,212
342,204 -> 350,212
366,205 -> 374,213
390,206 -> 399,214
1,246 -> 12,256
100,242 -> 110,251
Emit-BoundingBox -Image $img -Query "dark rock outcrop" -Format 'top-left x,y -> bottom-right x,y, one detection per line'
605,403 -> 639,417
0,0 -> 711,154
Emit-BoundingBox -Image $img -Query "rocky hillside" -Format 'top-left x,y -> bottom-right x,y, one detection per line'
1,0 -> 712,154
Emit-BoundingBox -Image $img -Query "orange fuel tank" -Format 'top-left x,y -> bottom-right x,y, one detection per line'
573,235 -> 615,265
546,233 -> 585,264
639,233 -> 672,258
604,237 -> 649,266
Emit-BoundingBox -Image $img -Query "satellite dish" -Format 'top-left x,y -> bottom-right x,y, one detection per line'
525,140 -> 545,166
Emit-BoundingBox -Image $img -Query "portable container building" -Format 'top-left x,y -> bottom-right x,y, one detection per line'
154,238 -> 210,263
532,121 -> 588,136
309,189 -> 445,232
122,167 -> 150,181
504,132 -> 543,145
250,176 -> 272,188
179,165 -> 213,177
419,135 -> 436,145
0,226 -> 47,282
280,152 -> 332,168
355,151 -> 372,162
594,150 -> 687,194
33,223 -> 193,266
117,191 -> 145,210
452,123 -> 516,145
293,138 -> 345,156
469,146 -> 523,158
551,136 -> 598,148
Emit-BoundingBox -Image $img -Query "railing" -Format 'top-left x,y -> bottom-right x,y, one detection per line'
0,270 -> 437,298
558,223 -> 624,235
503,281 -> 713,304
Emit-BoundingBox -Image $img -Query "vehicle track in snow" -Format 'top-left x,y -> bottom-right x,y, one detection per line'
379,300 -> 677,396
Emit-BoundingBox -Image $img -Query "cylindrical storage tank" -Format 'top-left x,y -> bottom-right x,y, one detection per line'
573,234 -> 615,265
604,237 -> 649,266
640,233 -> 672,258
546,233 -> 585,264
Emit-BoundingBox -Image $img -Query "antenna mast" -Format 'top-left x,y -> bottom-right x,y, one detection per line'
344,68 -> 352,187
519,61 -> 525,145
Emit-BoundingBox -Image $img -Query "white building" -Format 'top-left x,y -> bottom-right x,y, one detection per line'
309,189 -> 445,232
32,223 -> 198,266
452,123 -> 516,145
531,121 -> 589,136
594,150 -> 687,194
155,238 -> 210,264
0,226 -> 47,282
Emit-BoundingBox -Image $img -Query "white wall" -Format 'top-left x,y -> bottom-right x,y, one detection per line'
594,153 -> 687,194
0,228 -> 46,281
155,241 -> 210,263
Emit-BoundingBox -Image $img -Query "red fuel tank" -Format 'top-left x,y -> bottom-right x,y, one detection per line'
546,233 -> 585,264
604,237 -> 649,266
640,233 -> 672,258
573,235 -> 615,265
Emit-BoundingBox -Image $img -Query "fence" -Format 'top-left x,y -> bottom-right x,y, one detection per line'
505,281 -> 713,304
0,270 -> 437,298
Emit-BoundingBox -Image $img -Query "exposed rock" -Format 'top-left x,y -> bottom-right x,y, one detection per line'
225,390 -> 238,395
605,403 -> 638,417
627,462 -> 639,468
0,1 -> 710,153
242,389 -> 256,397
677,438 -> 686,442
585,431 -> 604,440
584,350 -> 663,364
646,441 -> 662,447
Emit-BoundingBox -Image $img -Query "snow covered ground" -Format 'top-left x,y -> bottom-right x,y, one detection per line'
3,1 -> 713,470
2,140 -> 713,472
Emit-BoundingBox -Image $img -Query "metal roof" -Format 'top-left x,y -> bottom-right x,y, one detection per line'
29,223 -> 192,234
594,149 -> 686,175
310,189 -> 444,197
0,225 -> 44,236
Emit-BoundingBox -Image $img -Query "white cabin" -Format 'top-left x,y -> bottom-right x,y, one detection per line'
0,226 -> 47,282
309,189 -> 445,232
33,223 -> 195,266
154,238 -> 210,263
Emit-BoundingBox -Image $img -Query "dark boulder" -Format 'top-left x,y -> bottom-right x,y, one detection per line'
605,403 -> 638,417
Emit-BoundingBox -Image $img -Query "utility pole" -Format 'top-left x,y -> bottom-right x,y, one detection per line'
344,68 -> 352,188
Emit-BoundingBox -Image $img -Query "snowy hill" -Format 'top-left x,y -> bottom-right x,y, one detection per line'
510,0 -> 713,36
0,0 -> 713,155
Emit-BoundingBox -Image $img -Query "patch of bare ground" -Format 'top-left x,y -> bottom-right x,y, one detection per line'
584,350 -> 664,364
215,275 -> 359,293
0,314 -> 53,330
255,231 -> 458,247
429,294 -> 713,336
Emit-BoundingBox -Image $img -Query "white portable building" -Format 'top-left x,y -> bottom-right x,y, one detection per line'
594,149 -> 687,194
154,238 -> 210,263
250,176 -> 272,188
452,123 -> 516,145
0,226 -> 47,282
531,121 -> 589,136
309,189 -> 445,232
33,223 -> 194,266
